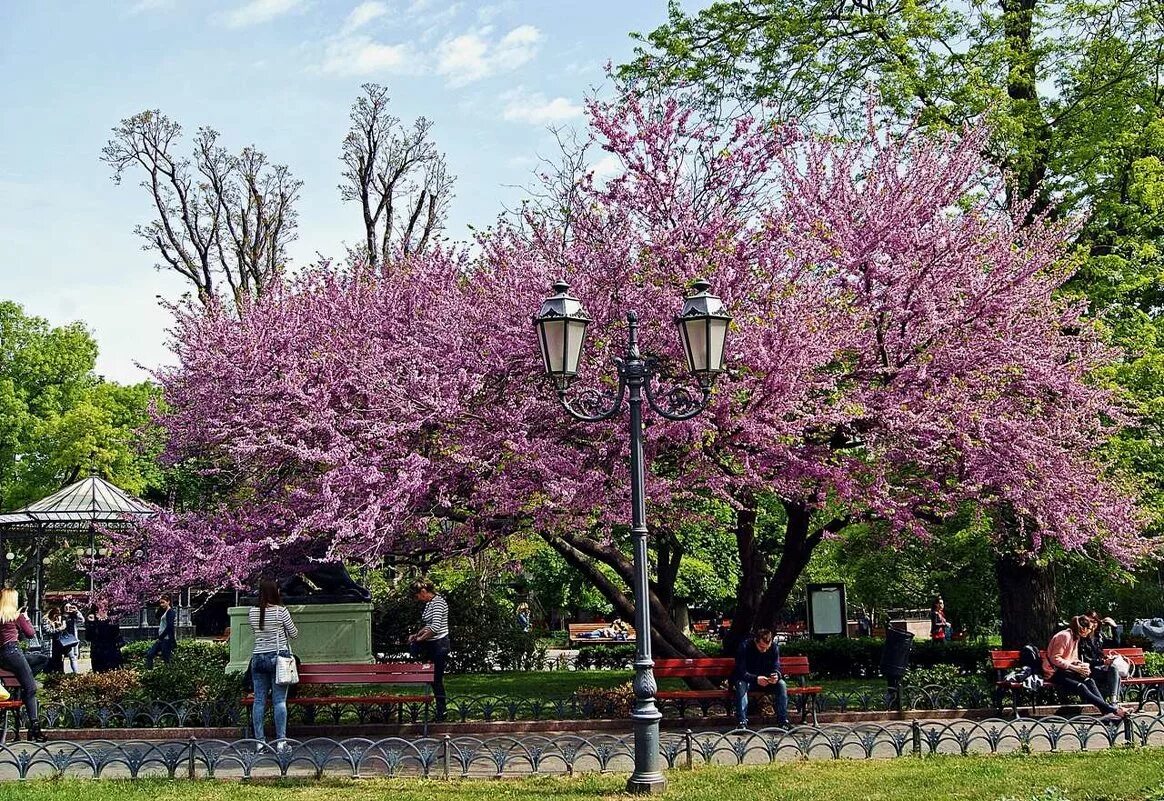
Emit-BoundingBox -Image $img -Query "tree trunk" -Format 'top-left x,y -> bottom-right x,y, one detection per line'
996,551 -> 1058,648
726,491 -> 765,651
542,532 -> 704,660
754,501 -> 821,629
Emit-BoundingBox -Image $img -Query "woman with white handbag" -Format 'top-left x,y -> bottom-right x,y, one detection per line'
247,579 -> 298,748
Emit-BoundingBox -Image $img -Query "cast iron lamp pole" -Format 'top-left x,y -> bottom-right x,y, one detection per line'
534,279 -> 731,795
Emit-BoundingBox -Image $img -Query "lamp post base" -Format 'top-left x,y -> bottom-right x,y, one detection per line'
626,775 -> 668,795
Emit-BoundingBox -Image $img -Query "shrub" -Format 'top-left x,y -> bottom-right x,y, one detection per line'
902,663 -> 989,695
40,669 -> 143,706
371,583 -> 541,672
1143,652 -> 1164,677
779,637 -> 990,679
573,682 -> 633,717
573,644 -> 634,670
120,640 -> 242,701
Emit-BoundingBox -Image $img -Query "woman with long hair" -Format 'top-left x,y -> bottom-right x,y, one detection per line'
1043,614 -> 1127,722
247,579 -> 298,748
0,588 -> 46,742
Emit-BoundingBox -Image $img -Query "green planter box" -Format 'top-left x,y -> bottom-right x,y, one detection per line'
226,602 -> 373,672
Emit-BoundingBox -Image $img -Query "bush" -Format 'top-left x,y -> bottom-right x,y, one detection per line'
40,668 -> 143,706
573,644 -> 635,670
371,583 -> 541,672
120,640 -> 242,701
572,682 -> 633,717
1142,652 -> 1164,677
779,636 -> 990,679
902,663 -> 989,695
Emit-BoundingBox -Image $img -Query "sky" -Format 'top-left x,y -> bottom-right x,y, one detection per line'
0,0 -> 699,384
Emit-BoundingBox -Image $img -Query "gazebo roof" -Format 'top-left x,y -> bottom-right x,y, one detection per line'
0,476 -> 157,532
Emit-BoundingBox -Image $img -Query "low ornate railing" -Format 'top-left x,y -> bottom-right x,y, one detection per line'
17,682 -> 1159,732
1,715 -> 1163,780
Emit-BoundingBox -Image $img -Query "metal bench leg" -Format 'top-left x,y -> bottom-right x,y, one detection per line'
0,709 -> 7,745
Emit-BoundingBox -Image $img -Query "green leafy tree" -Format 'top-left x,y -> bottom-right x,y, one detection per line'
623,0 -> 1164,644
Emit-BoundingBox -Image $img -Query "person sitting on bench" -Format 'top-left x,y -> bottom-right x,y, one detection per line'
732,628 -> 789,730
1043,615 -> 1127,722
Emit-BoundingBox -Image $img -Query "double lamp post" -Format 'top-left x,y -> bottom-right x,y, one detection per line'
533,279 -> 732,795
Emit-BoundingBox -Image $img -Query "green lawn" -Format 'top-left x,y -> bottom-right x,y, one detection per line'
3,750 -> 1163,800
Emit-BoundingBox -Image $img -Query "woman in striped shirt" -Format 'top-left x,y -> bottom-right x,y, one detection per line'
408,579 -> 450,721
248,579 -> 298,746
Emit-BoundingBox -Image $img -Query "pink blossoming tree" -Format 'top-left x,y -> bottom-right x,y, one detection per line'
99,92 -> 1148,651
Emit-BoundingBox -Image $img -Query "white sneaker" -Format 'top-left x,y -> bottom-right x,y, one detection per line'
275,742 -> 290,753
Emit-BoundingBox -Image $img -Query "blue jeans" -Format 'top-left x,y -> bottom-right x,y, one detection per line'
250,651 -> 291,741
735,678 -> 788,726
145,638 -> 174,669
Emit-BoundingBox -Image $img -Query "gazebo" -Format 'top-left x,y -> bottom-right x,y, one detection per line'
0,476 -> 157,623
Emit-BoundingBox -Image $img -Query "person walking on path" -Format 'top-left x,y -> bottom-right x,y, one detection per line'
247,579 -> 298,748
731,628 -> 789,730
1044,615 -> 1127,722
0,589 -> 46,742
145,594 -> 177,669
408,579 -> 450,722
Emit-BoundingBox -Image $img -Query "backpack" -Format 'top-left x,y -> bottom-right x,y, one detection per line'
1018,644 -> 1042,673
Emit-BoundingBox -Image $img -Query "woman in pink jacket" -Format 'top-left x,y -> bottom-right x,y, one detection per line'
1043,615 -> 1126,722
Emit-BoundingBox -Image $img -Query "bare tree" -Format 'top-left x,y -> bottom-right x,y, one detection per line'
340,84 -> 455,271
102,110 -> 302,311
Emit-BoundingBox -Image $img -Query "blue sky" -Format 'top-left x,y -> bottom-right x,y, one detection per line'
0,0 -> 697,383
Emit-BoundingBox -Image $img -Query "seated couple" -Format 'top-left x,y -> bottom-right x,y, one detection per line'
734,628 -> 790,730
1044,615 -> 1127,723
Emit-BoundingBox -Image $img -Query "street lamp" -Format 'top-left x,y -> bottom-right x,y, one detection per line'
533,279 -> 732,795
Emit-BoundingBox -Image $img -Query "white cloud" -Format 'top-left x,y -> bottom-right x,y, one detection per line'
221,0 -> 304,29
590,154 -> 621,179
343,1 -> 389,33
501,88 -> 583,125
320,35 -> 421,76
436,24 -> 541,86
129,0 -> 175,13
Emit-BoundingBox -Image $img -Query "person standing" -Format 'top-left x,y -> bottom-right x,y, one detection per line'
731,628 -> 789,729
86,600 -> 124,673
247,579 -> 298,747
930,597 -> 952,641
42,607 -> 65,674
145,595 -> 177,669
408,579 -> 450,722
0,589 -> 46,742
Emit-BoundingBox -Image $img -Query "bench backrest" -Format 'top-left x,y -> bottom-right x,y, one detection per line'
654,656 -> 811,679
296,662 -> 434,685
0,668 -> 15,687
990,647 -> 1146,670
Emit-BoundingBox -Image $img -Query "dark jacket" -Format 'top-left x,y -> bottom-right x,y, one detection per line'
157,607 -> 177,642
1078,633 -> 1104,669
732,637 -> 779,684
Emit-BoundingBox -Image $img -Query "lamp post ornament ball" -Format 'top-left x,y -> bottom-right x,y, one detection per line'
533,278 -> 732,794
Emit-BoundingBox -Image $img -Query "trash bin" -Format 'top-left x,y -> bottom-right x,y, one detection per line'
881,627 -> 914,711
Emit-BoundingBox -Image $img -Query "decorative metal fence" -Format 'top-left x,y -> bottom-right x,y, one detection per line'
2,715 -> 1164,780
20,682 -> 1159,732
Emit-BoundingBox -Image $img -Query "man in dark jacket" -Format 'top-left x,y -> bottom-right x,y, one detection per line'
732,628 -> 788,729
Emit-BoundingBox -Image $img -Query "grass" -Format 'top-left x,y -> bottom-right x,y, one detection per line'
2,749 -> 1163,800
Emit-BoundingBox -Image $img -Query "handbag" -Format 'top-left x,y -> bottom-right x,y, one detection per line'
1110,653 -> 1132,679
274,620 -> 299,686
58,631 -> 80,649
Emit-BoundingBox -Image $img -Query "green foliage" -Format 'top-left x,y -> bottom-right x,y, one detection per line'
370,580 -> 541,672
779,637 -> 990,679
119,640 -> 242,700
40,668 -> 143,705
571,681 -> 633,717
573,644 -> 635,670
903,663 -> 990,696
1142,652 -> 1164,678
0,300 -> 165,510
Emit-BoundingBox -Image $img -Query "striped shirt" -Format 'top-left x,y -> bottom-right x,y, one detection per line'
248,606 -> 298,654
421,595 -> 449,640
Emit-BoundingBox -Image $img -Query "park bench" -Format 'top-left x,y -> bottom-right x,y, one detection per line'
654,656 -> 822,724
991,647 -> 1161,715
0,668 -> 27,744
243,661 -> 435,734
567,622 -> 636,644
